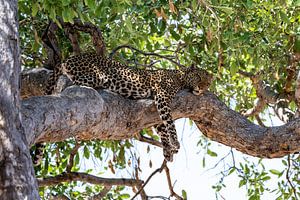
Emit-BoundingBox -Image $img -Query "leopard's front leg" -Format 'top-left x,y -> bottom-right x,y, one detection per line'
154,92 -> 180,161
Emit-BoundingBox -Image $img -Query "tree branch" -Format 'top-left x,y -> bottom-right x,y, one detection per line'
37,172 -> 143,188
41,21 -> 61,70
66,141 -> 81,172
109,44 -> 186,68
136,134 -> 163,148
21,69 -> 300,159
164,164 -> 183,200
131,160 -> 167,200
90,186 -> 112,200
60,19 -> 106,56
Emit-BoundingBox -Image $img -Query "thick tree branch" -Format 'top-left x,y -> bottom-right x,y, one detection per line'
37,172 -> 143,187
21,69 -> 300,159
41,21 -> 61,70
60,19 -> 106,56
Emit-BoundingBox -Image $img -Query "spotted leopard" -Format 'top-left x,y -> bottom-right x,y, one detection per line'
41,53 -> 212,162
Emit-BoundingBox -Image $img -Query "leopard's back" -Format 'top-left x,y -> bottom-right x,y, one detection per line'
43,53 -> 212,162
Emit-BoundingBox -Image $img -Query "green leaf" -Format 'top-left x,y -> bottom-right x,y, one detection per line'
158,20 -> 166,33
261,176 -> 271,181
220,7 -> 234,15
182,189 -> 187,200
83,145 -> 90,159
239,179 -> 246,187
49,7 -> 57,21
280,11 -> 289,24
62,0 -> 71,6
269,169 -> 281,176
294,37 -> 300,53
125,19 -> 133,32
207,149 -> 218,157
84,0 -> 96,10
228,167 -> 236,175
74,153 -> 80,165
32,2 -> 39,17
202,157 -> 206,168
170,29 -> 180,41
230,61 -> 238,75
119,194 -> 130,199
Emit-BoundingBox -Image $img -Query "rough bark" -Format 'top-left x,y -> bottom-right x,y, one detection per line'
0,0 -> 39,198
20,69 -> 300,159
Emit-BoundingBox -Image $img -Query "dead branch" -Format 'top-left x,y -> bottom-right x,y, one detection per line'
164,164 -> 183,200
37,172 -> 143,188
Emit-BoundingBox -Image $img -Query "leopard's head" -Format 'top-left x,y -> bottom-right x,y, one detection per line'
184,65 -> 213,95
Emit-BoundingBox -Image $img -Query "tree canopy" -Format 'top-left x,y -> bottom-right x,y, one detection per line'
13,0 -> 300,199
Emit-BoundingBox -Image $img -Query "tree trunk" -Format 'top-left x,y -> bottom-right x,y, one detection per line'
0,0 -> 39,198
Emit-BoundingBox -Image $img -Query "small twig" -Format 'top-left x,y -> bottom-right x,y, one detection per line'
90,186 -> 112,200
51,194 -> 70,200
295,70 -> 300,117
131,160 -> 167,200
286,155 -> 298,200
230,149 -> 236,168
242,99 -> 266,118
164,164 -> 183,200
203,150 -> 232,173
136,133 -> 163,148
148,196 -> 170,200
66,141 -> 81,172
255,115 -> 266,127
134,166 -> 147,200
109,45 -> 186,68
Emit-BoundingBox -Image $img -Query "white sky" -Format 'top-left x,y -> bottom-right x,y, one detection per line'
133,118 -> 284,200
79,110 -> 287,200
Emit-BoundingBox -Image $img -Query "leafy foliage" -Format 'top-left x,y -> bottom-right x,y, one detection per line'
19,0 -> 300,199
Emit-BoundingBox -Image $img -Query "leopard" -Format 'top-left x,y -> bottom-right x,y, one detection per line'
34,52 -> 212,164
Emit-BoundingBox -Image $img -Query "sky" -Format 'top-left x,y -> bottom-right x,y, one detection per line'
80,113 -> 287,200
133,118 -> 285,200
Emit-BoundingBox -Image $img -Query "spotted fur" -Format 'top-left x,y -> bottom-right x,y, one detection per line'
42,53 -> 212,162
